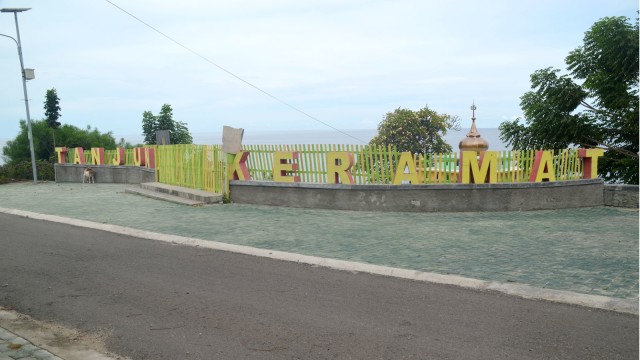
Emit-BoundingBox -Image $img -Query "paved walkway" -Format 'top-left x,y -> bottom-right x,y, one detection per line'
0,182 -> 638,359
1,182 -> 637,299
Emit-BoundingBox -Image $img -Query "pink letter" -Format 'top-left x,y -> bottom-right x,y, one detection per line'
145,148 -> 156,169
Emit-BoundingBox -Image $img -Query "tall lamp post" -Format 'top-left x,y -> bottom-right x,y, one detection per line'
1,7 -> 37,184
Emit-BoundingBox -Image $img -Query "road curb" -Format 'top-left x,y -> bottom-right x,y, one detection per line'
1,207 -> 637,315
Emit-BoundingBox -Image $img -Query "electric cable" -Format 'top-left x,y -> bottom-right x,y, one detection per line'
104,0 -> 368,144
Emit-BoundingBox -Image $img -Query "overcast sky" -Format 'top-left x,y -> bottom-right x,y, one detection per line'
0,0 -> 637,144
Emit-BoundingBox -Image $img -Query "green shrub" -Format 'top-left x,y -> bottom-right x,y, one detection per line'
36,160 -> 55,181
0,164 -> 9,184
0,160 -> 55,182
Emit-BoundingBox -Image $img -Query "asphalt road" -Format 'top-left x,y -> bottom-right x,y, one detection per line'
0,213 -> 637,360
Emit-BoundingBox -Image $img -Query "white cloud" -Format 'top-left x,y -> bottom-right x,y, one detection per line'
0,0 -> 637,143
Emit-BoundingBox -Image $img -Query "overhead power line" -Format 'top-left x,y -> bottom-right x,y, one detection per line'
103,0 -> 367,144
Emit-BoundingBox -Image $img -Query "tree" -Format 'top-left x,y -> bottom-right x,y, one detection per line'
500,16 -> 639,184
44,88 -> 61,129
2,120 -> 117,164
172,120 -> 194,144
141,104 -> 193,145
369,105 -> 460,154
44,88 -> 62,149
117,137 -> 136,149
142,111 -> 157,145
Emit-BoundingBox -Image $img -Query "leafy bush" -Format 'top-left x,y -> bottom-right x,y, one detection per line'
0,164 -> 9,184
0,160 -> 55,183
2,120 -> 117,165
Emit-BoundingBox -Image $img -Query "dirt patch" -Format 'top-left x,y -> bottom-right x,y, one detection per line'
0,306 -> 129,360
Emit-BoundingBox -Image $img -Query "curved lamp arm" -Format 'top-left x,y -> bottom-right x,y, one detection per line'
0,32 -> 19,46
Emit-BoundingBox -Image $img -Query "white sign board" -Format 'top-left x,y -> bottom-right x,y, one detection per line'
222,126 -> 244,154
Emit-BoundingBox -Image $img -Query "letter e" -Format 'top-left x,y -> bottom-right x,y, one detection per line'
273,151 -> 300,183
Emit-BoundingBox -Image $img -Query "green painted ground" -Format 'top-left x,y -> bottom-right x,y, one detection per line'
1,182 -> 637,299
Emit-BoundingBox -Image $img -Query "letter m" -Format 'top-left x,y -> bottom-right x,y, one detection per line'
460,151 -> 498,184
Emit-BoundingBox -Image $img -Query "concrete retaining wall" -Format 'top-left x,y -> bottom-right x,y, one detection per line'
55,164 -> 156,184
604,184 -> 639,208
230,179 -> 605,212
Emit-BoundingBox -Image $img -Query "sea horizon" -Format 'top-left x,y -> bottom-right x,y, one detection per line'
0,128 -> 509,166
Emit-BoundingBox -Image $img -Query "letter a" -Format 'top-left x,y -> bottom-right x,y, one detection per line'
529,150 -> 556,182
392,152 -> 419,185
73,147 -> 85,164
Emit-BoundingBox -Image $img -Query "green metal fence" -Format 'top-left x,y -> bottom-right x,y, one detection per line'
59,145 -> 585,193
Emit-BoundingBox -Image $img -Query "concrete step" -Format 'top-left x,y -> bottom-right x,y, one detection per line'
125,187 -> 205,206
139,182 -> 223,204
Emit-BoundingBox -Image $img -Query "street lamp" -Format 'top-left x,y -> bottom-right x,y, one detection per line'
1,7 -> 37,184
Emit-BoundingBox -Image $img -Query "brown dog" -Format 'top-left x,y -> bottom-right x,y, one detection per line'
83,167 -> 94,183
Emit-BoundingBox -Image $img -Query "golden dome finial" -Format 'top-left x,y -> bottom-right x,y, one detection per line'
459,101 -> 489,154
471,101 -> 476,121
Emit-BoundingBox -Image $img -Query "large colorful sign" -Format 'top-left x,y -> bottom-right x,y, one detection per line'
55,146 -> 604,185
54,147 -> 156,168
230,148 -> 604,184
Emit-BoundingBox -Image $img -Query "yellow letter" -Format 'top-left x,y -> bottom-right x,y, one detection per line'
90,147 -> 105,165
578,148 -> 604,179
133,147 -> 146,167
273,151 -> 300,183
72,147 -> 85,164
529,150 -> 556,182
54,147 -> 67,163
326,152 -> 354,184
230,151 -> 251,180
112,147 -> 125,165
460,151 -> 499,184
392,152 -> 419,185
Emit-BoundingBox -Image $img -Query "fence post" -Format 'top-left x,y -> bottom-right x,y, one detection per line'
224,153 -> 234,198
